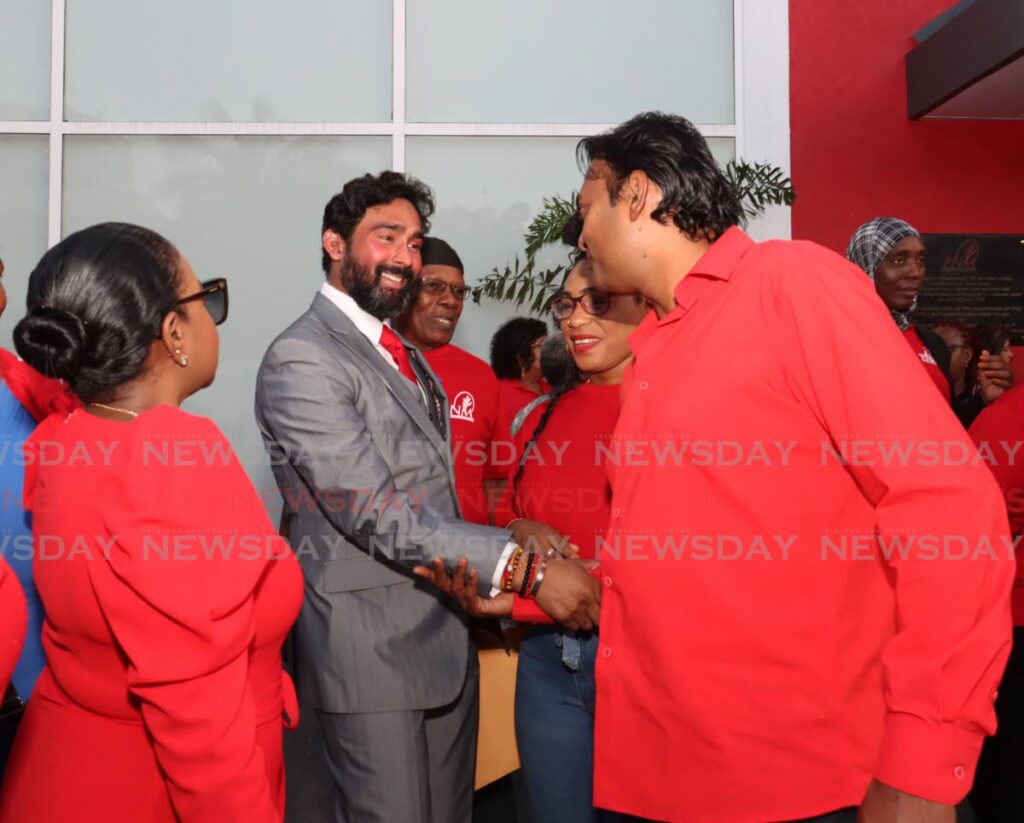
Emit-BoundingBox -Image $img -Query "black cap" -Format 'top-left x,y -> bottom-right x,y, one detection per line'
420,237 -> 463,272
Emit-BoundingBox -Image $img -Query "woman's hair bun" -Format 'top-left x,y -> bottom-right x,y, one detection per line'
13,305 -> 88,383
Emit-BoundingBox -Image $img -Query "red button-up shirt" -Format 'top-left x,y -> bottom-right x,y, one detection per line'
593,228 -> 1013,822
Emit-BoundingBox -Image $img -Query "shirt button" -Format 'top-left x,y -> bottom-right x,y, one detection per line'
602,647 -> 612,659
612,507 -> 621,519
638,381 -> 649,390
953,766 -> 965,780
604,576 -> 613,587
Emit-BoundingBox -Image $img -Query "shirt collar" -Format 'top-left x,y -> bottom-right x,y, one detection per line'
683,225 -> 754,284
319,281 -> 389,346
630,226 -> 755,349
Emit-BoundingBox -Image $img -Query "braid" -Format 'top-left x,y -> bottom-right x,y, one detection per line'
511,376 -> 581,517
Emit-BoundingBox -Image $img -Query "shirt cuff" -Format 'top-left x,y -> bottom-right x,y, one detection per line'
490,540 -> 517,597
873,713 -> 985,805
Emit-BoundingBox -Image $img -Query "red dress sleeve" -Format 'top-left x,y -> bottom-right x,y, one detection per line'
0,557 -> 27,692
87,413 -> 281,823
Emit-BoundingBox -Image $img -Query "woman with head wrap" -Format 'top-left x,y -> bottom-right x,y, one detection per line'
847,217 -> 954,402
847,218 -> 1013,420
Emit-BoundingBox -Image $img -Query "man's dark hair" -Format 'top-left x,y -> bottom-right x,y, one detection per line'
489,317 -> 548,380
321,171 -> 435,273
577,111 -> 744,241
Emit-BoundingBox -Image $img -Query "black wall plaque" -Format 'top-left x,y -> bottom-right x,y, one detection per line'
915,234 -> 1024,344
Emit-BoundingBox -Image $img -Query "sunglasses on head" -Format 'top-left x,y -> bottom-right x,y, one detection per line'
177,278 -> 228,326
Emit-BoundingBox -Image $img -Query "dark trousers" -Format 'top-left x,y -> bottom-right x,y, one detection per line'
969,625 -> 1024,822
317,660 -> 479,823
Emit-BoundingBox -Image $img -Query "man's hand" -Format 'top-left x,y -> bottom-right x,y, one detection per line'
533,557 -> 601,631
857,780 -> 955,823
510,518 -> 580,559
978,349 -> 1014,402
413,557 -> 513,618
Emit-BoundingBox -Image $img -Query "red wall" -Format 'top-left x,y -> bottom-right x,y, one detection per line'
789,0 -> 1024,255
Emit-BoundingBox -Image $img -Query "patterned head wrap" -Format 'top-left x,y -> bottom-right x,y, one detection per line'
847,217 -> 921,331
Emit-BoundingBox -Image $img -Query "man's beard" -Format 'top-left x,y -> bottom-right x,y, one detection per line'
340,256 -> 416,320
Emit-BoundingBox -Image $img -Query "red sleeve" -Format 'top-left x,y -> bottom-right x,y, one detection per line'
969,396 -> 1024,536
969,395 -> 1024,615
88,416 -> 280,823
776,244 -> 1013,804
0,558 -> 27,692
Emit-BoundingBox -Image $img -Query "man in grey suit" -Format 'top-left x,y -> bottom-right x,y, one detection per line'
256,171 -> 600,822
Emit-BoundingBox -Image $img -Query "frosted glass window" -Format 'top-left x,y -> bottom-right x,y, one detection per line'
0,137 -> 49,350
0,0 -> 51,119
62,135 -> 391,497
65,1 -> 391,122
407,0 -> 734,124
406,136 -> 734,362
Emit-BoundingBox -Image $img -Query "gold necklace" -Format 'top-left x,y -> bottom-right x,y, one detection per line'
88,402 -> 139,418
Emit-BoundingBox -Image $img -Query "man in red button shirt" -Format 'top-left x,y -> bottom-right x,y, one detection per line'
394,237 -> 515,527
572,113 -> 1013,823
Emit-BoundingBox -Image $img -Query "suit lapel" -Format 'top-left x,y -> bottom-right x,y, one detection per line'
312,295 -> 447,456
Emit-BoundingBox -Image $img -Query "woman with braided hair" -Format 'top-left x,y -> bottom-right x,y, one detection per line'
502,257 -> 646,823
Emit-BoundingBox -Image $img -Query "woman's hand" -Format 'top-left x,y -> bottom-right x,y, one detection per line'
978,349 -> 1014,402
413,557 -> 514,618
509,518 -> 580,560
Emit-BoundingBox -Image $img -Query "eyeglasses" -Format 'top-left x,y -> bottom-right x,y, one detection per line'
547,290 -> 615,321
177,278 -> 228,326
420,277 -> 470,302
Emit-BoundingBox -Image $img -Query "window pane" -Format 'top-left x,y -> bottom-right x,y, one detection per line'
65,1 -> 391,122
406,136 -> 735,362
0,0 -> 51,119
0,136 -> 49,350
62,135 -> 391,498
407,0 -> 734,124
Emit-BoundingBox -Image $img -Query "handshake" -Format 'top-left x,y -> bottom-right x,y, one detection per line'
413,518 -> 603,632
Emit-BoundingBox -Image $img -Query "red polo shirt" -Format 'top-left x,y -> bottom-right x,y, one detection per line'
424,344 -> 514,526
969,384 -> 1024,625
593,228 -> 1013,822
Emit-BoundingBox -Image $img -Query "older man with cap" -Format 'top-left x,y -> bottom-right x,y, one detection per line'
394,237 -> 516,527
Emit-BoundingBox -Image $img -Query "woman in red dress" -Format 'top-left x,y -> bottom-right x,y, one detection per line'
0,223 -> 302,822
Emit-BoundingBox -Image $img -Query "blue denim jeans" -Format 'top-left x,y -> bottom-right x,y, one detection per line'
514,626 -> 623,823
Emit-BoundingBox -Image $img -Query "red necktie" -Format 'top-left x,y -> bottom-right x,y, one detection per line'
379,326 -> 418,385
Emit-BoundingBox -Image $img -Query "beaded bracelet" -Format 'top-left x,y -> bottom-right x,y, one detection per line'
517,552 -> 537,598
529,559 -> 548,598
501,546 -> 524,593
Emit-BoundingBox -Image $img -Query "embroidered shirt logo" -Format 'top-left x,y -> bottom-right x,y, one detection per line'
918,348 -> 938,366
450,391 -> 476,422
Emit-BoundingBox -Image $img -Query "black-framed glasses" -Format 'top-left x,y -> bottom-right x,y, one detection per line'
548,290 -> 614,321
177,278 -> 228,326
420,277 -> 470,302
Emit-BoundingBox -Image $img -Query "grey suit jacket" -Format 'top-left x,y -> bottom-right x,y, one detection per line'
255,293 -> 509,714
